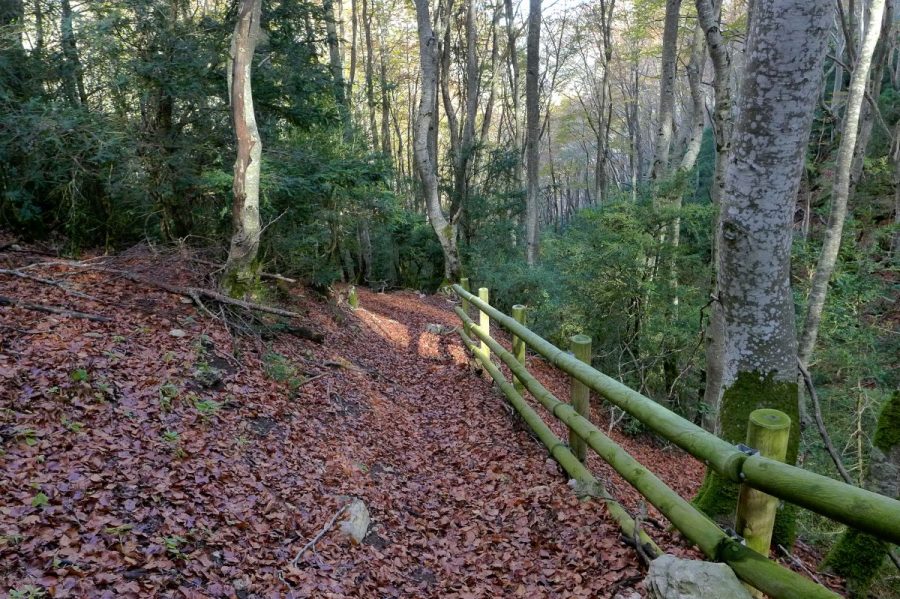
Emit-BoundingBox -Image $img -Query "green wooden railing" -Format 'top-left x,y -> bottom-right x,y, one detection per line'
452,283 -> 900,599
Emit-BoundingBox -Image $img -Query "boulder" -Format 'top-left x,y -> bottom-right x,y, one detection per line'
647,555 -> 752,599
338,498 -> 370,544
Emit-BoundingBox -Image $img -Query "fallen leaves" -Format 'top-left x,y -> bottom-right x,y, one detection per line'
0,245 -> 704,597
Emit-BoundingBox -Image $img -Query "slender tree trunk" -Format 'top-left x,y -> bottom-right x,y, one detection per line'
412,0 -> 461,282
349,0 -> 358,100
362,0 -> 379,149
378,12 -> 392,160
222,0 -> 264,297
324,0 -> 351,138
797,0 -> 886,367
693,0 -> 832,549
696,0 -> 733,432
649,0 -> 682,181
678,20 -> 706,173
524,0 -> 541,265
61,0 -> 87,107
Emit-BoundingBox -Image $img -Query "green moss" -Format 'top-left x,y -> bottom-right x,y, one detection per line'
693,371 -> 800,547
872,390 -> 900,453
822,529 -> 887,598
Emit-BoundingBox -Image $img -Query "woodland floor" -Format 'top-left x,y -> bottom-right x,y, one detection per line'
0,242 -> 842,598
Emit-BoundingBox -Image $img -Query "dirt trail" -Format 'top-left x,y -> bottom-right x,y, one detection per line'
1,248 -> 701,598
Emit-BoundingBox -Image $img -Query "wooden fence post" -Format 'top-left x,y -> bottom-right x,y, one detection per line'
460,277 -> 471,334
568,334 -> 592,462
736,408 -> 790,597
511,305 -> 526,393
478,287 -> 490,361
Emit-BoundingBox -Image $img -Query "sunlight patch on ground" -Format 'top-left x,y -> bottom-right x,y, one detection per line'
356,309 -> 410,349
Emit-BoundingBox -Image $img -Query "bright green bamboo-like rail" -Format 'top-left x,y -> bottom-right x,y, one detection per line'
453,284 -> 900,545
456,326 -> 662,560
455,307 -> 838,599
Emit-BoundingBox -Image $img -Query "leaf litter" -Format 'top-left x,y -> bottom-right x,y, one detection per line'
0,244 -> 838,597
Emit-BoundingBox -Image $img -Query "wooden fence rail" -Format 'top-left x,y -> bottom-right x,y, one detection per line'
454,306 -> 837,599
452,284 -> 900,599
452,284 -> 900,546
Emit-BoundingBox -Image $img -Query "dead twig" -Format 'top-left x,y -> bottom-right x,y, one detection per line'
777,544 -> 823,585
798,361 -> 855,485
290,504 -> 348,566
0,295 -> 110,322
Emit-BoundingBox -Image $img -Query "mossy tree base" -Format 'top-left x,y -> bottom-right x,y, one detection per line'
694,371 -> 800,548
823,391 -> 899,597
822,530 -> 887,598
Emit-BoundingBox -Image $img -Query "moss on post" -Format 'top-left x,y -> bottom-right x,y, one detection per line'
478,287 -> 490,362
568,334 -> 592,462
694,372 -> 800,547
511,305 -> 527,394
460,278 -> 471,335
348,286 -> 359,309
823,391 -> 899,597
735,409 -> 790,598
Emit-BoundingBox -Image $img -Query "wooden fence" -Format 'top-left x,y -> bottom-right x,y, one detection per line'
452,282 -> 900,599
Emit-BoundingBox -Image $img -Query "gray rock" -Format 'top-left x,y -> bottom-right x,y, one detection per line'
647,555 -> 753,599
338,498 -> 370,544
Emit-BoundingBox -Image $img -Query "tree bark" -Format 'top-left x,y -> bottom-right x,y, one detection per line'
222,0 -> 264,297
412,0 -> 461,282
524,0 -> 541,265
797,0 -> 886,367
362,0 -> 379,149
324,0 -> 351,138
693,0 -> 832,548
61,0 -> 87,108
696,0 -> 733,432
649,0 -> 682,181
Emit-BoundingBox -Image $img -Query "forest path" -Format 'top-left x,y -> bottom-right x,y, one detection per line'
0,246 -> 697,597
313,288 -> 647,597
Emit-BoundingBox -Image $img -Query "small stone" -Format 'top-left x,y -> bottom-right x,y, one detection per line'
83,332 -> 103,339
425,323 -> 445,334
647,555 -> 752,599
179,297 -> 193,304
338,498 -> 370,544
169,329 -> 187,338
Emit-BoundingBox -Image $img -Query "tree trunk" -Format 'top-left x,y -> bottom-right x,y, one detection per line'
222,0 -> 264,297
693,0 -> 832,549
524,0 -> 541,265
362,0 -> 379,149
797,0 -> 886,368
649,0 -> 682,181
696,0 -> 733,432
61,0 -> 87,108
324,0 -> 351,137
678,20 -> 706,173
412,0 -> 461,282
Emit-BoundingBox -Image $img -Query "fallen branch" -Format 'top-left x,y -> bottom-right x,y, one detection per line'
23,262 -> 323,340
0,295 -> 110,322
0,269 -> 101,302
291,504 -> 348,566
799,361 -> 855,485
190,257 -> 298,284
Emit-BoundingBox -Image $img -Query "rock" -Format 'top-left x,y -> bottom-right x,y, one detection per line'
425,323 -> 450,334
338,498 -> 370,544
169,329 -> 187,338
647,555 -> 752,599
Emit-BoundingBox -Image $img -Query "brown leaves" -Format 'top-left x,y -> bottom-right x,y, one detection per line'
0,246 -> 700,597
